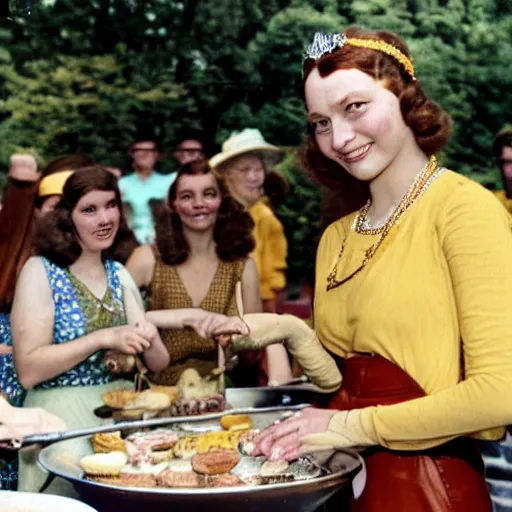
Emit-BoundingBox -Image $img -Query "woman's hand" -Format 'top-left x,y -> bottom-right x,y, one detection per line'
0,403 -> 67,442
134,320 -> 159,345
210,316 -> 250,347
103,325 -> 152,355
250,407 -> 337,462
185,310 -> 247,340
8,154 -> 39,182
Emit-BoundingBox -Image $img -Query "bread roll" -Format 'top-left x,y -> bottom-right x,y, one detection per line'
220,415 -> 253,431
91,431 -> 126,454
80,451 -> 128,476
123,390 -> 171,411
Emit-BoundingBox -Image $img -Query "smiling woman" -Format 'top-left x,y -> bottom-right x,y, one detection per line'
126,160 -> 266,389
212,27 -> 512,512
10,166 -> 170,493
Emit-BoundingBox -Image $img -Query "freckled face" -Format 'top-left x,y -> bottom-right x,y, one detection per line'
305,68 -> 414,182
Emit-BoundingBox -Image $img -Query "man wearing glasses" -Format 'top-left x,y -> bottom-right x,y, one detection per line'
492,127 -> 512,214
119,136 -> 177,244
173,138 -> 205,166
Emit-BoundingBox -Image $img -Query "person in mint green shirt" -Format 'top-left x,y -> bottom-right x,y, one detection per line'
119,138 -> 177,244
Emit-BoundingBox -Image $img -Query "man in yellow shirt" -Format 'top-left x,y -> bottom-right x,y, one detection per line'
492,127 -> 512,213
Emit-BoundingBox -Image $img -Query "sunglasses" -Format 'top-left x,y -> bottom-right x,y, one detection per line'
498,159 -> 512,167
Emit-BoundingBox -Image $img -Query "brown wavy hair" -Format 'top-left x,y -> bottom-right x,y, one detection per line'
155,160 -> 255,265
263,170 -> 289,209
35,166 -> 136,267
300,26 -> 453,220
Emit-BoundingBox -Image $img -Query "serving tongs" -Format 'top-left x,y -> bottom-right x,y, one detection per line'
0,403 -> 311,451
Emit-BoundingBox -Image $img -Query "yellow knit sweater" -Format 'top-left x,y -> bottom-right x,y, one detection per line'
249,200 -> 287,300
315,170 -> 512,451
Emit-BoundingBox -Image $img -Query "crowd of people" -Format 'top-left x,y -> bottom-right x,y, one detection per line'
1,25 -> 512,512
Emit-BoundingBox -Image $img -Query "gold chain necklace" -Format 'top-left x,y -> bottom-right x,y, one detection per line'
326,156 -> 440,291
356,159 -> 433,234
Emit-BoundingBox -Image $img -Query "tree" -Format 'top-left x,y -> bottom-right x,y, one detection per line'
0,47 -> 188,169
1,0 -> 511,286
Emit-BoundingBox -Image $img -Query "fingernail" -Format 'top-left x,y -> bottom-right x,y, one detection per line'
270,447 -> 282,460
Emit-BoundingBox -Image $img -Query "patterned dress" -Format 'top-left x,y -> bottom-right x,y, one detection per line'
148,255 -> 246,387
18,257 -> 129,493
37,257 -> 126,389
0,313 -> 26,490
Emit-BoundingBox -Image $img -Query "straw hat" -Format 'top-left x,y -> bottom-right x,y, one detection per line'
209,129 -> 284,170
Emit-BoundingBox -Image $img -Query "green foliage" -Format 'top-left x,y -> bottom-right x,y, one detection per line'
0,49 -> 188,169
276,151 -> 321,287
0,0 -> 511,284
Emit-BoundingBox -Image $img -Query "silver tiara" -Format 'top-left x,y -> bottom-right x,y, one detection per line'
305,32 -> 346,60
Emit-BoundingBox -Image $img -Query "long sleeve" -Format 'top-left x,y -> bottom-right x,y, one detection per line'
358,182 -> 512,450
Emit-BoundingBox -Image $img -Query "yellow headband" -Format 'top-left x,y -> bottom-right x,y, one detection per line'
305,33 -> 416,80
38,170 -> 74,197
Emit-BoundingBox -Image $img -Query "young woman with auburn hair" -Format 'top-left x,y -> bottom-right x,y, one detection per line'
11,166 -> 168,493
127,160 -> 291,388
212,27 -> 512,510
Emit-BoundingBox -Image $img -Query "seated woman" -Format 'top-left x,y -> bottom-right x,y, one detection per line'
126,160 -> 291,388
11,166 -> 168,493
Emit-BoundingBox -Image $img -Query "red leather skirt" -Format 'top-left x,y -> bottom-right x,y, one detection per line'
320,354 -> 492,512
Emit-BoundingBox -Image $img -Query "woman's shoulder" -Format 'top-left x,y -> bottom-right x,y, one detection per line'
112,260 -> 141,294
427,170 -> 511,236
106,258 -> 125,273
20,255 -> 46,275
250,201 -> 284,231
126,244 -> 157,269
433,170 -> 508,218
16,256 -> 52,293
320,214 -> 355,244
250,200 -> 277,220
219,255 -> 249,274
435,170 -> 493,198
